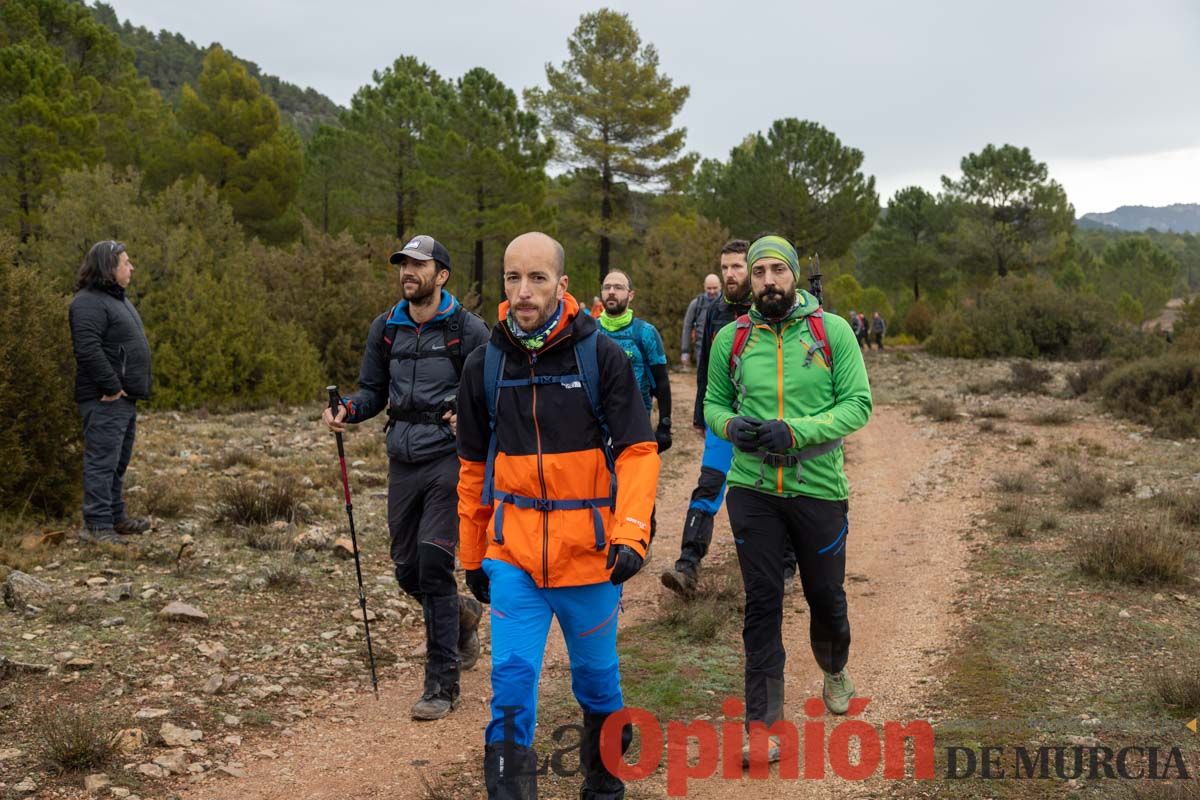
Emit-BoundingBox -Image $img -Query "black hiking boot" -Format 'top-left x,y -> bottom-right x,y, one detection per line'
459,594 -> 483,671
114,517 -> 151,535
484,741 -> 539,799
580,711 -> 632,799
77,527 -> 131,545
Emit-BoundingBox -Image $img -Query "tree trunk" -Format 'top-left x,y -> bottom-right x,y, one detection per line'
599,164 -> 612,275
474,188 -> 485,308
913,272 -> 920,302
395,150 -> 405,241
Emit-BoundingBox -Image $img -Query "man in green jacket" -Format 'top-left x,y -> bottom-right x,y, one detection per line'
705,235 -> 872,751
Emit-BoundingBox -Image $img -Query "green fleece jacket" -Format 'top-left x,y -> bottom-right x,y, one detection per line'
704,289 -> 873,499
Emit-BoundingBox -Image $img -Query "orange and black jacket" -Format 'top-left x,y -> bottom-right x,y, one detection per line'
456,294 -> 660,588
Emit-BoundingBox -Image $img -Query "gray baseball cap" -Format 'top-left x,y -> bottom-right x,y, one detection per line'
390,234 -> 451,271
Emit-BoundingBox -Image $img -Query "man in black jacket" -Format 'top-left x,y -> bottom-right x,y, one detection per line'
660,240 -> 797,597
69,241 -> 153,545
322,235 -> 489,721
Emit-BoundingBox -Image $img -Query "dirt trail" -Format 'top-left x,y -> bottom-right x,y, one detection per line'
183,371 -> 983,800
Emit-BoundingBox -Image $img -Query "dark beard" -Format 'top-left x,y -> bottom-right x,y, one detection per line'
755,289 -> 793,319
403,278 -> 435,305
604,298 -> 627,315
724,278 -> 750,303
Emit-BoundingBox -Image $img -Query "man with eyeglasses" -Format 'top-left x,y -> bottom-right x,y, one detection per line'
596,269 -> 671,543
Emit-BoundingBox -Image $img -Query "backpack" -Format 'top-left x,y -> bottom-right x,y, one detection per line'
479,329 -> 616,552
382,304 -> 468,377
728,309 -> 834,389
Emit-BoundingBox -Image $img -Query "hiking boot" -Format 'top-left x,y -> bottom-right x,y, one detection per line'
459,593 -> 483,671
411,683 -> 460,721
660,565 -> 698,598
822,669 -> 855,715
114,517 -> 151,535
77,527 -> 131,546
741,737 -> 782,769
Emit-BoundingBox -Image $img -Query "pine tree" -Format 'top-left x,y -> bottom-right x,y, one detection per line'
526,9 -> 693,273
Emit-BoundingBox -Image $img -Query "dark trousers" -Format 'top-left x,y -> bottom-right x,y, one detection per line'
872,331 -> 884,349
388,452 -> 461,689
79,398 -> 137,529
727,487 -> 850,725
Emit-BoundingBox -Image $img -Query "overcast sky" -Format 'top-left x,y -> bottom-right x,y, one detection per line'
106,0 -> 1200,214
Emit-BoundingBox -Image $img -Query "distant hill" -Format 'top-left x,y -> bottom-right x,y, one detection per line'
1079,204 -> 1200,234
89,2 -> 341,138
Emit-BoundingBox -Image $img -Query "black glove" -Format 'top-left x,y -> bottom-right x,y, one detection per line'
756,419 -> 794,453
727,416 -> 763,452
465,568 -> 490,604
654,422 -> 672,453
606,543 -> 644,585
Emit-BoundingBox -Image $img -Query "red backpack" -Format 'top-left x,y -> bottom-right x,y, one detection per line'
728,310 -> 834,407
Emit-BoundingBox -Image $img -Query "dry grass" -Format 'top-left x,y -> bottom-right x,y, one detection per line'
1061,470 -> 1109,510
262,555 -> 303,589
999,505 -> 1033,538
214,449 -> 262,470
975,406 -> 1009,419
216,479 -> 306,526
992,472 -> 1029,494
658,563 -> 744,644
1154,666 -> 1200,716
136,476 -> 196,519
1030,408 -> 1074,426
1077,518 -> 1193,585
920,396 -> 959,422
1162,491 -> 1200,528
35,706 -> 121,774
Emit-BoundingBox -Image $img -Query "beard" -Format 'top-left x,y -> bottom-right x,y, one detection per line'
603,296 -> 628,315
402,274 -> 436,304
725,276 -> 750,302
755,287 -> 795,319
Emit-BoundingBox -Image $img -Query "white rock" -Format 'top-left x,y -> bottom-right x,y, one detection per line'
134,708 -> 170,720
13,776 -> 37,794
160,721 -> 203,747
136,763 -> 168,779
83,772 -> 110,792
159,601 -> 208,623
152,748 -> 189,775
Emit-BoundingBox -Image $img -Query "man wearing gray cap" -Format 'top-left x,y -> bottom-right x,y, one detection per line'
322,234 -> 490,720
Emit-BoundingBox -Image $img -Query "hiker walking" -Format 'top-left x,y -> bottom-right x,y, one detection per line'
681,274 -> 720,367
457,232 -> 660,800
69,240 -> 153,545
597,269 -> 672,542
322,235 -> 489,720
855,312 -> 869,350
660,240 -> 798,598
704,235 -> 872,758
871,311 -> 886,350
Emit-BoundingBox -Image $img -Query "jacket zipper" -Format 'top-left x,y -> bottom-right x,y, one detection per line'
529,350 -> 550,586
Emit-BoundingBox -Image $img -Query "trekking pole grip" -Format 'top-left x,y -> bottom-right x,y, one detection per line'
327,385 -> 341,415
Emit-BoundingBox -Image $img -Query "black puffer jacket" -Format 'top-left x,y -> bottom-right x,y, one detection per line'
69,286 -> 152,403
342,292 -> 489,464
693,293 -> 751,428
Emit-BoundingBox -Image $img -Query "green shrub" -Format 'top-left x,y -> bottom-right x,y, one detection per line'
929,277 -> 1114,360
903,301 -> 935,341
1099,354 -> 1200,438
0,234 -> 80,515
926,310 -> 978,358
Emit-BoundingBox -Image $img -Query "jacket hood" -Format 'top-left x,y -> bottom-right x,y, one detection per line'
387,290 -> 460,328
496,292 -> 585,350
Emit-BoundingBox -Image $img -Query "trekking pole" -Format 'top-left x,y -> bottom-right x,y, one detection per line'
327,385 -> 379,698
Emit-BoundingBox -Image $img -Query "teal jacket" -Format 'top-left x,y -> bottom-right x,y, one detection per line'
704,289 -> 872,500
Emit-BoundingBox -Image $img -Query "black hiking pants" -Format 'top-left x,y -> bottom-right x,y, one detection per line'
727,487 -> 850,725
388,452 -> 461,691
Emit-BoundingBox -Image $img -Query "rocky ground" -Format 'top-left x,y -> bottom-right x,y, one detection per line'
2,348 -> 1198,799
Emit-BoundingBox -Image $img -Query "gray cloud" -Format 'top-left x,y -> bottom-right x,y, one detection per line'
107,0 -> 1200,210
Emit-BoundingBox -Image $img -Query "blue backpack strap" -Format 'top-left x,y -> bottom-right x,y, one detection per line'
629,318 -> 655,390
481,342 -> 507,524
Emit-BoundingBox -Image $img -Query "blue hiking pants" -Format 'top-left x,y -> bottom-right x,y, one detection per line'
483,559 -> 624,747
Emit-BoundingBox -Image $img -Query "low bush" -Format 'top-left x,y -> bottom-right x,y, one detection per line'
1099,354 -> 1200,438
1077,519 -> 1192,585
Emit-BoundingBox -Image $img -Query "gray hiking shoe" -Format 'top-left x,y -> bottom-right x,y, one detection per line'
822,669 -> 856,715
77,527 -> 131,545
114,517 -> 151,535
660,565 -> 698,598
411,685 -> 461,721
742,737 -> 782,769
